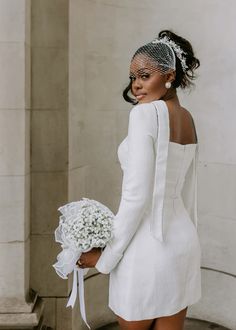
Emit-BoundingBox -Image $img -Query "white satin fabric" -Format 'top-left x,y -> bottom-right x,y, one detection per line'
52,225 -> 91,329
95,100 -> 202,321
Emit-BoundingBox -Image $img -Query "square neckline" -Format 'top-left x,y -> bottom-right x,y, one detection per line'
119,100 -> 198,149
169,141 -> 197,148
154,100 -> 198,148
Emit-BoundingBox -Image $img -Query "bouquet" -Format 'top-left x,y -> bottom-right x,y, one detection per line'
52,197 -> 114,329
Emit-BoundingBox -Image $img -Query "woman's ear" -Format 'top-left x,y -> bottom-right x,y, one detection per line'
166,70 -> 176,83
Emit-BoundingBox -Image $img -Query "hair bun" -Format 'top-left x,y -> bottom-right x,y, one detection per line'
158,29 -> 200,89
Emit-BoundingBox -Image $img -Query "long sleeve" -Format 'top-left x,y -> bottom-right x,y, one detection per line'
95,104 -> 156,274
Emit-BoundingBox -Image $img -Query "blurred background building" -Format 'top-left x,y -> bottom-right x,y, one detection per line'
0,0 -> 235,329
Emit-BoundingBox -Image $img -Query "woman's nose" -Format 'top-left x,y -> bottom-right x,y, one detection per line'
133,77 -> 142,90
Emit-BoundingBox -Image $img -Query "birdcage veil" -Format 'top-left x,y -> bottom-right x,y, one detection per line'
130,35 -> 188,77
123,31 -> 200,104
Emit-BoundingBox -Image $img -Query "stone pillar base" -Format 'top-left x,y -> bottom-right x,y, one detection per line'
0,293 -> 45,330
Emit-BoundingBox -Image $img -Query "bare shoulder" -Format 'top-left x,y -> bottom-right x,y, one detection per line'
180,106 -> 195,121
180,106 -> 198,142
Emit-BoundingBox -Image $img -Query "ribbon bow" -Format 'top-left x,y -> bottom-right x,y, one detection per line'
52,226 -> 91,329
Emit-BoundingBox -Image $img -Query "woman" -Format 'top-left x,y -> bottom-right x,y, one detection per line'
76,30 -> 201,330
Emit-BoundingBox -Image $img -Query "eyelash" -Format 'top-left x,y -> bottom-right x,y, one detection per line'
129,73 -> 150,81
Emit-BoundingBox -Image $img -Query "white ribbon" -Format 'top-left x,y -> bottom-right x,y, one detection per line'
193,144 -> 199,228
150,100 -> 199,236
150,100 -> 170,242
52,226 -> 91,329
67,267 -> 91,329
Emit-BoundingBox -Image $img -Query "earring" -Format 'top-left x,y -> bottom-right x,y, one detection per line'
165,81 -> 171,89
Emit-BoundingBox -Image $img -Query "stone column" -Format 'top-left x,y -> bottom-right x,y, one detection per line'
30,0 -> 70,328
69,0 -> 122,328
0,0 -> 43,329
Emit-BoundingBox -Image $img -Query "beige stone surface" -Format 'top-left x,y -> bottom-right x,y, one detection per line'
0,239 -> 30,301
79,110 -> 118,167
31,172 -> 67,234
31,47 -> 68,110
84,54 -> 129,112
68,166 -> 89,202
0,296 -> 44,328
0,110 -> 29,175
32,0 -> 68,48
188,269 -> 236,330
30,0 -> 69,328
25,43 -> 31,109
25,109 -> 31,174
86,164 -> 122,213
0,0 -> 43,328
56,298 -> 72,330
198,162 -> 236,220
69,163 -> 121,214
115,109 -> 129,146
68,52 -> 85,113
30,234 -> 68,296
0,44 -> 26,109
25,0 -> 31,46
197,162 -> 236,274
42,297 -> 56,329
68,110 -> 87,169
199,213 -> 236,275
0,174 -> 30,242
71,148 -> 122,211
0,0 -> 27,42
31,110 -> 68,172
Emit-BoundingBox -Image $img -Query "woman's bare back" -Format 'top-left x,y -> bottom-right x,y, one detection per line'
165,101 -> 197,145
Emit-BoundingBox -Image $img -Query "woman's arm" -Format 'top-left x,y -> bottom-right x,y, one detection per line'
95,104 -> 156,274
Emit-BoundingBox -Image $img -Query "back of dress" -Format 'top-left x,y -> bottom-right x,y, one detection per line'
95,99 -> 202,321
150,100 -> 199,242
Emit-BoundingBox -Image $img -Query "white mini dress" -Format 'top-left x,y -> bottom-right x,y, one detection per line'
95,100 -> 202,321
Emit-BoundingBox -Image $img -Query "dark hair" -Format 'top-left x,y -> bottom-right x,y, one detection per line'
123,29 -> 200,105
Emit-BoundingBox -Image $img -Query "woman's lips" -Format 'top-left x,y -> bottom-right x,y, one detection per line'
136,94 -> 146,100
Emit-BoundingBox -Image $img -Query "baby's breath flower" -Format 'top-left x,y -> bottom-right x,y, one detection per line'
56,198 -> 114,252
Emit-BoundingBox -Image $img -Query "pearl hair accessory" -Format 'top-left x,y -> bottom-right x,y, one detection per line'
152,36 -> 188,73
165,82 -> 172,89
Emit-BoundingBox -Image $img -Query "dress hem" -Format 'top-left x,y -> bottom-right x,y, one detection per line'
108,293 -> 202,321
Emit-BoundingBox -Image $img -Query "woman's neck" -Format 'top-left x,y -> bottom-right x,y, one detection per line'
161,88 -> 180,104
